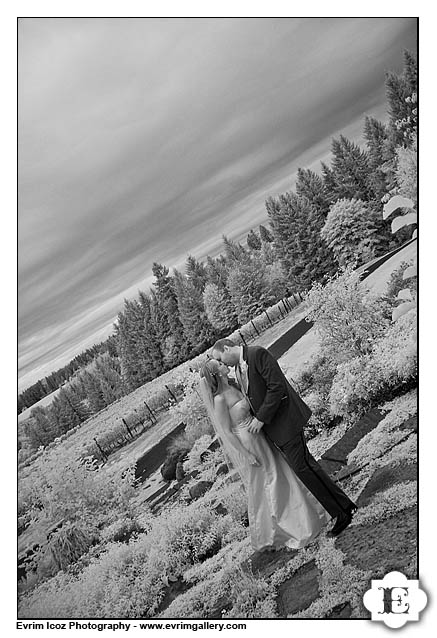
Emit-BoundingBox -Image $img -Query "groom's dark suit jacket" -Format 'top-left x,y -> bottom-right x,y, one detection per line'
242,345 -> 311,447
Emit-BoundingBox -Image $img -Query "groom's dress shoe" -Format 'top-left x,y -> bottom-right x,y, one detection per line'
328,504 -> 357,537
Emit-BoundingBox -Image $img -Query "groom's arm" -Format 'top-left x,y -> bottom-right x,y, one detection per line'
252,347 -> 287,425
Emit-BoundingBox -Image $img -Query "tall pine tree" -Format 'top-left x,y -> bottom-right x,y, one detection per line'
295,168 -> 331,216
203,282 -> 238,332
173,269 -> 216,354
246,229 -> 262,251
267,192 -> 337,291
324,135 -> 374,202
151,263 -> 188,369
259,223 -> 274,243
363,116 -> 392,203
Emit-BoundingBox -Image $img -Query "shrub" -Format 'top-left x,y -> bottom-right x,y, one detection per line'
395,135 -> 417,204
295,352 -> 338,398
18,496 -> 247,618
161,559 -> 275,619
328,309 -> 417,419
385,260 -> 417,300
305,266 -> 391,363
100,516 -> 145,544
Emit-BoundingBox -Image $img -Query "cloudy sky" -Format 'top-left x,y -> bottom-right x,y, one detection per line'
18,17 -> 417,392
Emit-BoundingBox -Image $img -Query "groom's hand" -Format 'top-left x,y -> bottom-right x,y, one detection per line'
248,417 -> 264,434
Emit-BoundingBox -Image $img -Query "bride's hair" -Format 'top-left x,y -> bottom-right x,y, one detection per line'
199,359 -> 224,397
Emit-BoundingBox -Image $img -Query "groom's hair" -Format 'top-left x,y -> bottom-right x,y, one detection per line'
212,338 -> 237,352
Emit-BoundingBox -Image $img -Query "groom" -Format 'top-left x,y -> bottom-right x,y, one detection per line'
211,338 -> 357,537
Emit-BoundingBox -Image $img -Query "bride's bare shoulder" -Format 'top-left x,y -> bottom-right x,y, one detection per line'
213,394 -> 225,407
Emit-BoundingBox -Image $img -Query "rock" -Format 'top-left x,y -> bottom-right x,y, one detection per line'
160,450 -> 187,481
216,463 -> 229,477
276,559 -> 320,617
188,481 -> 213,500
175,461 -> 185,481
324,602 -> 352,619
212,503 -> 228,517
246,547 -> 298,579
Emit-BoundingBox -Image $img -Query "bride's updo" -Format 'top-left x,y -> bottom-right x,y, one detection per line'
199,359 -> 222,397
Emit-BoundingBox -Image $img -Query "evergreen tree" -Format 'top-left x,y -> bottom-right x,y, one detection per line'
325,135 -> 374,202
363,116 -> 391,202
403,50 -> 417,96
185,255 -> 209,293
138,291 -> 164,379
321,198 -> 391,269
49,387 -> 88,435
203,282 -> 238,332
222,235 -> 249,265
227,256 -> 277,324
295,168 -> 331,216
151,263 -> 188,369
321,161 -> 338,205
264,261 -> 289,300
115,297 -> 160,391
94,354 -> 124,405
260,241 -> 277,266
205,255 -> 228,288
267,192 -> 337,291
259,224 -> 274,243
173,269 -> 216,354
25,406 -> 56,448
246,229 -> 262,251
81,370 -> 107,413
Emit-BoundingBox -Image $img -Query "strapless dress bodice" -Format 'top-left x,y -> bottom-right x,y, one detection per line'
230,398 -> 252,431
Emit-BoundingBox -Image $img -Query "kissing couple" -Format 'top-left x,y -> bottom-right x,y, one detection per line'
199,338 -> 357,552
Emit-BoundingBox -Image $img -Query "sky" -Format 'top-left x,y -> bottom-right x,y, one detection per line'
18,17 -> 417,392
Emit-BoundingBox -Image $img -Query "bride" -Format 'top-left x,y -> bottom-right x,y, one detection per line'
199,359 -> 331,551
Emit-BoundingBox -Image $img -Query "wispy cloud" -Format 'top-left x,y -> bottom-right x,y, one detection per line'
18,17 -> 417,391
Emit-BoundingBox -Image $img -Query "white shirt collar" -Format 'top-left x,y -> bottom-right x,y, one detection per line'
239,346 -> 245,366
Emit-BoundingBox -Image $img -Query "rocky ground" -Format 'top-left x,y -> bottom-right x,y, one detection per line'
149,403 -> 417,619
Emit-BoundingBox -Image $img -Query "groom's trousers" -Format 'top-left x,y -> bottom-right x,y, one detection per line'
275,431 -> 354,519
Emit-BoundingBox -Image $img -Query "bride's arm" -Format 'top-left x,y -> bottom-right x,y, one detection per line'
214,395 -> 259,465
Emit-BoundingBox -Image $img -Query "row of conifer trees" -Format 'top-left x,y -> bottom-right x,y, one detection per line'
19,50 -> 417,454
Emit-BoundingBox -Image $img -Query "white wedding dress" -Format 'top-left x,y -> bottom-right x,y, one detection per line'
230,398 -> 331,550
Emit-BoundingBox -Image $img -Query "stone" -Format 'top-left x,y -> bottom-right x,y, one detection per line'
276,559 -> 320,617
324,602 -> 352,619
216,463 -> 229,477
246,547 -> 298,579
175,461 -> 185,481
188,481 -> 213,500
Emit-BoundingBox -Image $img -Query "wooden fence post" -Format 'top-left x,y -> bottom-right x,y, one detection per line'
264,309 -> 273,327
250,320 -> 260,336
122,418 -> 134,439
144,401 -> 157,423
165,384 -> 178,403
93,437 -> 108,462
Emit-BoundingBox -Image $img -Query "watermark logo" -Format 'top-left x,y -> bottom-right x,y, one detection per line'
363,571 -> 427,629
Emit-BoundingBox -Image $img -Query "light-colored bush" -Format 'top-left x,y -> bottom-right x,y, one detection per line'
329,310 -> 417,419
18,493 -> 247,618
395,135 -> 417,204
306,266 -> 391,362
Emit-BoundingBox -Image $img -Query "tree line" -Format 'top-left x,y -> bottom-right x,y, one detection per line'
18,50 -> 417,455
